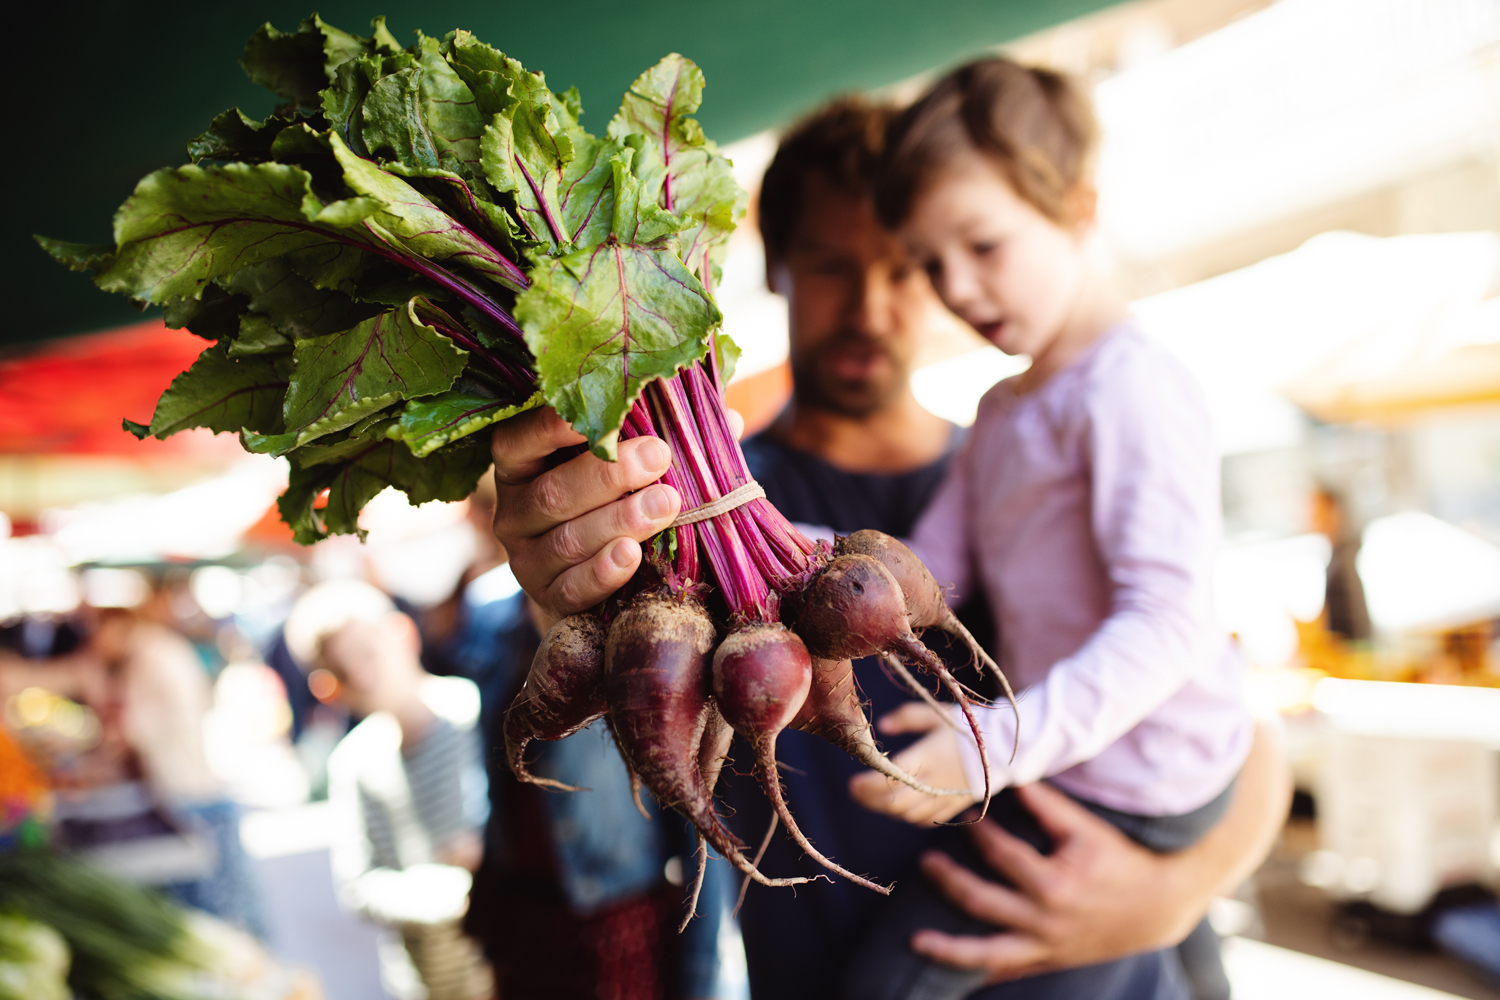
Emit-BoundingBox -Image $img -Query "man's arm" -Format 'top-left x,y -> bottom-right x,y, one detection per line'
911,719 -> 1290,982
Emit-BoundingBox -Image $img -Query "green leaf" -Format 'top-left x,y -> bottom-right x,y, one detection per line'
223,258 -> 379,340
282,298 -> 468,445
143,343 -> 290,439
98,160 -> 383,305
231,314 -> 292,356
389,389 -> 543,457
392,166 -> 532,261
321,53 -> 381,155
714,331 -> 741,384
361,35 -> 487,189
480,81 -> 615,252
187,108 -> 298,163
241,15 -> 396,107
553,87 -> 584,128
164,284 -> 244,340
329,132 -> 528,292
445,31 -> 539,117
241,428 -> 298,455
610,146 -> 689,244
609,55 -> 744,283
516,155 -> 716,460
34,237 -> 114,274
279,434 -> 490,542
241,20 -> 327,105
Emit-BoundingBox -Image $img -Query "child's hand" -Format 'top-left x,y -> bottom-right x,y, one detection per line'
848,702 -> 980,825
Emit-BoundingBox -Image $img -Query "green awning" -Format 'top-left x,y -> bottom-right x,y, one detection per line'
7,0 -> 1116,346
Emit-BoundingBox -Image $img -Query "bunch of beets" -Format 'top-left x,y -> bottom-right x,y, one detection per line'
40,14 -> 1013,919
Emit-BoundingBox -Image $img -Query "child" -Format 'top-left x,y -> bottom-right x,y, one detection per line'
844,58 -> 1253,1000
285,581 -> 493,1000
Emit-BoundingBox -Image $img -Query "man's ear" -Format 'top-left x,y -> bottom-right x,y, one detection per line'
766,255 -> 792,297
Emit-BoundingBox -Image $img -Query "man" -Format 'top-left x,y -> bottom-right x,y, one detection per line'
488,98 -> 1289,999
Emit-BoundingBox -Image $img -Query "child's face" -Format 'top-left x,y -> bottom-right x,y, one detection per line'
900,153 -> 1090,360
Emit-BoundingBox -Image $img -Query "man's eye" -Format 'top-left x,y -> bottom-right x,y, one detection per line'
972,241 -> 999,256
801,258 -> 850,279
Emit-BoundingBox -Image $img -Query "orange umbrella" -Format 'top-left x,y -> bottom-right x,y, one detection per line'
0,320 -> 241,460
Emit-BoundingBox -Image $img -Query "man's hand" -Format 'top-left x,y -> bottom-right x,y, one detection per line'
488,406 -> 746,631
849,703 -> 978,825
909,783 -> 1204,982
490,408 -> 681,630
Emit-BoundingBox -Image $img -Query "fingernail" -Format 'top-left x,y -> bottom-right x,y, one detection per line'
636,437 -> 670,473
642,485 -> 672,520
610,538 -> 637,568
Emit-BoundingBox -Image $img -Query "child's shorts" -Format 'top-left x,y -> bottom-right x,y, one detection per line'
840,781 -> 1235,1000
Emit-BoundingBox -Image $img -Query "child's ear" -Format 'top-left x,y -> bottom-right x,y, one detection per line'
1063,183 -> 1098,234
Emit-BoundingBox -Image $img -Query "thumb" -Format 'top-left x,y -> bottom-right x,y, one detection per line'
877,701 -> 948,736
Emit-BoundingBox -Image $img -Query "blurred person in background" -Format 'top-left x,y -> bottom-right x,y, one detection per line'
1311,486 -> 1372,643
88,607 -> 267,937
285,580 -> 493,1000
0,605 -> 267,938
418,484 -> 731,999
487,95 -> 1291,1000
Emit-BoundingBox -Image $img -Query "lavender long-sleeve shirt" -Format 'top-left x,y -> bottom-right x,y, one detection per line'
911,324 -> 1252,816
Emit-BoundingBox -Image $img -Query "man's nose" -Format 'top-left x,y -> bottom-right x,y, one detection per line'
849,269 -> 895,336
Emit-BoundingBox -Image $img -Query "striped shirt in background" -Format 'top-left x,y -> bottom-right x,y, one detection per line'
329,675 -> 493,1000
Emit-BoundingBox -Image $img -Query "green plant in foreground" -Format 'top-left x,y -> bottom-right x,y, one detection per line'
41,15 -> 742,543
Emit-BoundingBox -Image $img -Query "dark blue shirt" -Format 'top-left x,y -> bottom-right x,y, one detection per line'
724,430 -> 965,1000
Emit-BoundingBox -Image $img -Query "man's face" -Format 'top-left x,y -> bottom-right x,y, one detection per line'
318,614 -> 419,716
770,173 -> 942,417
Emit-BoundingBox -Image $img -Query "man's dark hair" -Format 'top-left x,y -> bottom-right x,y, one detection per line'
757,96 -> 898,261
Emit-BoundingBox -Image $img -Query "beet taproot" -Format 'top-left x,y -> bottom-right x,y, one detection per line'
714,624 -> 890,894
606,595 -> 809,890
504,614 -> 608,792
793,554 -> 992,815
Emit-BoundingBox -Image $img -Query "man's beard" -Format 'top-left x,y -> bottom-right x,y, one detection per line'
789,332 -> 908,418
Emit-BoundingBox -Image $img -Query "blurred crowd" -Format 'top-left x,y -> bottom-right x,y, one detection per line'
0,479 -> 732,1000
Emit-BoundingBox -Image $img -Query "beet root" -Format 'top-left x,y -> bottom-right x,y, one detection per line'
878,652 -> 965,735
606,595 -> 809,890
794,655 -> 969,798
681,701 -> 736,930
504,614 -> 608,791
714,624 -> 890,894
838,530 -> 1019,758
794,554 -> 993,816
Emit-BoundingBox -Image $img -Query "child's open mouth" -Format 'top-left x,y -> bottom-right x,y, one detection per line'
972,318 -> 1008,344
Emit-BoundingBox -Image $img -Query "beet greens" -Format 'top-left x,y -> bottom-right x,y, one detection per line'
39,14 -> 1013,914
